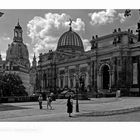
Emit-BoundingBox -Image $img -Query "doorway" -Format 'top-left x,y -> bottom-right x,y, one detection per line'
102,65 -> 110,89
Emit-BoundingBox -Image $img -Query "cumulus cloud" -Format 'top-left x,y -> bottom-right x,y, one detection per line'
118,13 -> 127,23
89,9 -> 117,25
27,13 -> 85,55
82,39 -> 91,51
89,9 -> 130,25
65,18 -> 85,31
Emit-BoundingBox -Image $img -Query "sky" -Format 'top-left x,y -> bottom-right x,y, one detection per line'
0,9 -> 140,63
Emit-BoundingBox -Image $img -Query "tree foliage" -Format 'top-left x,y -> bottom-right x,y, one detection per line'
0,73 -> 27,97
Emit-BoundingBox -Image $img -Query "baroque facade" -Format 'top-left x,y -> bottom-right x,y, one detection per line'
0,22 -> 31,95
34,20 -> 140,96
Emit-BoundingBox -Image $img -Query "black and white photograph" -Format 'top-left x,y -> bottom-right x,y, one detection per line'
1,0 -> 140,139
1,8 -> 140,121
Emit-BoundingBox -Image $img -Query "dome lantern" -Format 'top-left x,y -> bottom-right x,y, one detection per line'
13,19 -> 23,43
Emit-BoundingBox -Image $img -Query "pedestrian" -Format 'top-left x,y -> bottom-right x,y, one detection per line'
50,92 -> 55,101
67,95 -> 73,117
116,89 -> 121,98
38,94 -> 43,109
46,96 -> 52,110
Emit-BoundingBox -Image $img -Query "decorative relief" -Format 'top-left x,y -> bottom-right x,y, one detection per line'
69,68 -> 75,74
80,67 -> 87,73
97,60 -> 113,74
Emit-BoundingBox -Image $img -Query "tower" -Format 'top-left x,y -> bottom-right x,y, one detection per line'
32,53 -> 37,68
13,20 -> 23,43
5,21 -> 31,95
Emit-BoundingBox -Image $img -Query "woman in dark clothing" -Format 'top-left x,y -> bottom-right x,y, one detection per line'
67,95 -> 73,117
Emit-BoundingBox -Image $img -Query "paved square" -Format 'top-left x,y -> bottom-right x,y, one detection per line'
1,97 -> 140,121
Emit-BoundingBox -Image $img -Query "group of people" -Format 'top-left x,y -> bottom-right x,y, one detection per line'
38,93 -> 74,117
38,94 -> 53,110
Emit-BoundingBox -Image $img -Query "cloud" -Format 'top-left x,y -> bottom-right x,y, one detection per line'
2,37 -> 11,41
0,36 -> 11,60
27,13 -> 85,55
1,51 -> 6,60
82,39 -> 91,51
89,9 -> 117,25
118,13 -> 127,23
89,9 -> 130,25
65,18 -> 85,31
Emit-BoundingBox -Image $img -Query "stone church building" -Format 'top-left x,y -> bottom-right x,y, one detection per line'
35,21 -> 140,96
0,21 -> 31,94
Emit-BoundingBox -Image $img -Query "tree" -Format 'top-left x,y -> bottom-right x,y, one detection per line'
0,73 -> 27,97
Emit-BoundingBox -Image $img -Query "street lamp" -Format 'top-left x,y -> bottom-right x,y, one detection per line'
75,74 -> 79,112
75,81 -> 79,112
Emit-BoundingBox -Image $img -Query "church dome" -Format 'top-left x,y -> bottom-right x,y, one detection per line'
57,27 -> 84,52
6,22 -> 30,68
7,42 -> 29,60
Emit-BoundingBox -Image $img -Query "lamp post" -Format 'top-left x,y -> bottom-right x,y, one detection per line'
75,74 -> 79,112
76,81 -> 79,112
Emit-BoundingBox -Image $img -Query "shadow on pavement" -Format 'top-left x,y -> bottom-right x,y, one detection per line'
0,104 -> 30,111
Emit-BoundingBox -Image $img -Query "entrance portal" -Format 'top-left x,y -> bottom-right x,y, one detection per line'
102,65 -> 109,89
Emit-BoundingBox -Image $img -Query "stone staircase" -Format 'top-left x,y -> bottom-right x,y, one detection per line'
87,89 -> 116,98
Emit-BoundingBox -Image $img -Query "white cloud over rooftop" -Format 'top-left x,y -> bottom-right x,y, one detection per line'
27,13 -> 85,56
89,9 -> 129,25
89,9 -> 117,25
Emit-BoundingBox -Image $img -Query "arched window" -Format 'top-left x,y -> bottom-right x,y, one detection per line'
15,31 -> 18,37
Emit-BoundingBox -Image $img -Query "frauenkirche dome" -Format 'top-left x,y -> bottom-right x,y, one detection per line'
6,21 -> 30,68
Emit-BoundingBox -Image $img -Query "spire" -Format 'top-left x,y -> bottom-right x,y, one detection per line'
18,18 -> 19,25
33,53 -> 36,60
0,51 -> 2,61
32,53 -> 37,68
17,18 -> 20,26
69,18 -> 72,31
15,18 -> 21,29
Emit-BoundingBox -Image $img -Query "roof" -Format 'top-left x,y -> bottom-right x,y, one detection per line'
57,28 -> 84,52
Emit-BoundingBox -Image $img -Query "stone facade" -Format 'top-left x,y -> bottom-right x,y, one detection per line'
35,23 -> 140,96
0,22 -> 31,95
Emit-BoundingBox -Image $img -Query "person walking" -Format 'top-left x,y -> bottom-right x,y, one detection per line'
46,96 -> 52,110
67,95 -> 73,117
38,94 -> 43,109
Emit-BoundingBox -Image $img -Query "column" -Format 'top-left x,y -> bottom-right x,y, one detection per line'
109,70 -> 112,91
58,75 -> 60,88
87,62 -> 91,86
65,66 -> 68,87
111,57 -> 116,86
91,61 -> 94,87
138,56 -> 140,95
56,68 -> 59,88
94,60 -> 98,91
73,75 -> 76,88
97,70 -> 101,89
76,64 -> 80,86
